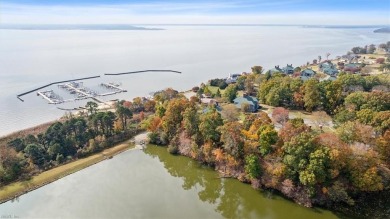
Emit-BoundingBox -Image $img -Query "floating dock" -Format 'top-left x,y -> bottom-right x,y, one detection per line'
100,82 -> 127,92
60,82 -> 103,103
48,81 -> 127,104
37,90 -> 63,104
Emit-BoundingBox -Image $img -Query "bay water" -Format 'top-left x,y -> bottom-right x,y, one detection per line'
0,25 -> 388,136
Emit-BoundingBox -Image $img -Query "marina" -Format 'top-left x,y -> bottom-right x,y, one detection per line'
100,82 -> 127,96
16,70 -> 181,104
16,76 -> 100,101
37,90 -> 63,104
36,81 -> 127,104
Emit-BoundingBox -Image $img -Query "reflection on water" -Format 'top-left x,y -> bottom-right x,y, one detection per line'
144,145 -> 338,219
0,144 -> 339,219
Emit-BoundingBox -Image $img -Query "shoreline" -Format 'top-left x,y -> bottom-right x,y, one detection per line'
0,134 -> 146,204
0,120 -> 59,142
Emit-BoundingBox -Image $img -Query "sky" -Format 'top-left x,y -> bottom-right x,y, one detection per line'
0,0 -> 389,25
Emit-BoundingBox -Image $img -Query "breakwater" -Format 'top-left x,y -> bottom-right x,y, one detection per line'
16,76 -> 100,101
17,70 -> 182,102
104,70 -> 182,76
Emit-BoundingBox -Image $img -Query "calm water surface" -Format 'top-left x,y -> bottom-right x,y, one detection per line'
0,145 -> 340,219
0,26 -> 389,136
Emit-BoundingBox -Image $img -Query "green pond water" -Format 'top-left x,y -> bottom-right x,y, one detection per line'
0,145 -> 341,219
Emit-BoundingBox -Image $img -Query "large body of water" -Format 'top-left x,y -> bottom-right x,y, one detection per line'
0,145 -> 341,219
0,25 -> 389,136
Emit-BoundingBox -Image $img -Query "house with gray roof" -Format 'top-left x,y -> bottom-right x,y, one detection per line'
319,62 -> 339,76
323,68 -> 339,76
344,63 -> 362,73
266,64 -> 295,75
233,95 -> 259,112
300,68 -> 316,81
282,64 -> 295,75
266,65 -> 282,75
226,73 -> 242,84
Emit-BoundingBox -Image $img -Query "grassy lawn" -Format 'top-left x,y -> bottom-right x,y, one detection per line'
259,104 -> 335,133
207,85 -> 225,95
0,139 -> 134,203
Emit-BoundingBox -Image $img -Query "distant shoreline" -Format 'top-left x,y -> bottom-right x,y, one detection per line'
0,24 -> 163,30
374,27 -> 390,33
1,23 -> 387,30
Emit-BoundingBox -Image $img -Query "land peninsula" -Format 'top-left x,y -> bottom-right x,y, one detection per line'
1,42 -> 390,218
374,27 -> 390,33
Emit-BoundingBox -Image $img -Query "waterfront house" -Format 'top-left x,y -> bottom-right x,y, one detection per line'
266,65 -> 282,75
233,94 -> 259,112
226,73 -> 242,84
344,63 -> 362,73
300,68 -> 316,81
266,64 -> 294,75
341,54 -> 359,63
282,64 -> 295,74
319,62 -> 339,76
201,97 -> 218,106
323,68 -> 339,76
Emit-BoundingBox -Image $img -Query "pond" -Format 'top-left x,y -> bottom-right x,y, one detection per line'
0,145 -> 340,219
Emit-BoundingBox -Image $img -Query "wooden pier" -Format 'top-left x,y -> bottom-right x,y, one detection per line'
37,90 -> 63,104
63,83 -> 104,103
37,91 -> 56,104
101,82 -> 127,92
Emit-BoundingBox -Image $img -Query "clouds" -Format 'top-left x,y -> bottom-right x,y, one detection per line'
0,1 -> 388,25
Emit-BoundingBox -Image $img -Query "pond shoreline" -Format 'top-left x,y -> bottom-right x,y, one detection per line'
0,133 -> 147,205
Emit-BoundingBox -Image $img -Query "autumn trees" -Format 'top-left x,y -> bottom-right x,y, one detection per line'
303,79 -> 320,112
199,108 -> 224,143
283,133 -> 331,190
223,84 -> 238,103
258,75 -> 299,107
219,122 -> 244,160
116,101 -> 133,130
0,145 -> 24,186
257,73 -> 388,115
1,98 -> 148,185
245,154 -> 261,179
86,101 -> 98,115
351,45 -> 376,54
147,96 -> 225,155
272,107 -> 289,125
161,98 -> 188,139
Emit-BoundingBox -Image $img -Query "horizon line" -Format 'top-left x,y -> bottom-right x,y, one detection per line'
1,23 -> 388,27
